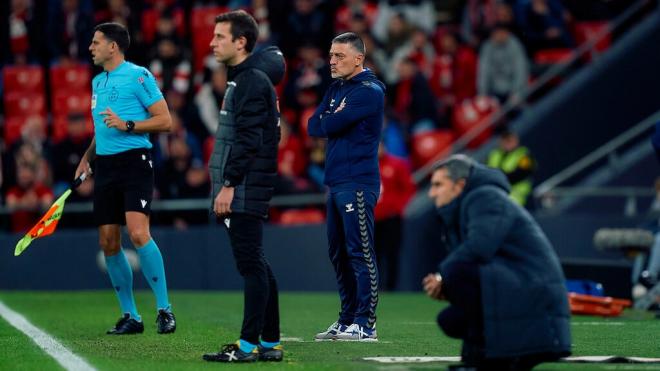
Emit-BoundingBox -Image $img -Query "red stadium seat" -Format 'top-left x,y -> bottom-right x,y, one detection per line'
3,114 -> 47,146
277,208 -> 325,225
452,97 -> 498,149
533,48 -> 573,65
52,91 -> 91,116
50,64 -> 92,94
2,65 -> 45,94
141,8 -> 186,44
573,21 -> 611,57
4,92 -> 46,117
191,6 -> 229,72
410,129 -> 455,169
51,114 -> 94,143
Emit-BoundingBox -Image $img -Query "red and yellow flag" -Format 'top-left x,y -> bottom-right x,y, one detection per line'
14,189 -> 72,256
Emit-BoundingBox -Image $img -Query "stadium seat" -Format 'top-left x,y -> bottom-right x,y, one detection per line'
141,8 -> 186,44
452,97 -> 498,149
4,92 -> 46,117
573,21 -> 611,58
52,91 -> 91,116
2,65 -> 45,94
3,115 -> 41,145
52,114 -> 94,143
410,129 -> 454,169
49,64 -> 92,93
191,6 -> 229,72
533,48 -> 574,65
278,208 -> 325,225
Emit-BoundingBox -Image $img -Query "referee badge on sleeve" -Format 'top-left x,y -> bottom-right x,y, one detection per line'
91,94 -> 97,109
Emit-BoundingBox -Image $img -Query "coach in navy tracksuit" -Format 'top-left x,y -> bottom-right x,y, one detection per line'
308,32 -> 385,342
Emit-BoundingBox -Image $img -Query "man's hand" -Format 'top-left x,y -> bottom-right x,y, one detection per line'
422,273 -> 444,301
334,97 -> 346,113
101,107 -> 127,131
74,159 -> 92,180
214,186 -> 234,217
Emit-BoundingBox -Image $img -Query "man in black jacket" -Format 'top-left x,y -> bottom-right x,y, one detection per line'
202,10 -> 286,363
423,154 -> 570,371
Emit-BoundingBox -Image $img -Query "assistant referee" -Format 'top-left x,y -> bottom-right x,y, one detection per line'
75,22 -> 176,335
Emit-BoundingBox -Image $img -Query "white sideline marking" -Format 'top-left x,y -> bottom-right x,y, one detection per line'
572,322 -> 625,326
0,301 -> 96,371
364,356 -> 660,364
281,337 -> 304,342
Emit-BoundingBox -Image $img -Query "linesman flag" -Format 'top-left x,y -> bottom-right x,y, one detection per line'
14,173 -> 88,256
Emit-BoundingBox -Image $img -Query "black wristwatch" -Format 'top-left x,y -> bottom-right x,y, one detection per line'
125,120 -> 135,133
223,179 -> 233,187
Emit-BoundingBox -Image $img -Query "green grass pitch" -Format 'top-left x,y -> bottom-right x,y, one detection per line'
0,291 -> 659,370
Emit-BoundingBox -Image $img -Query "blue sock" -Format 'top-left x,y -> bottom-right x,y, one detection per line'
260,340 -> 280,348
239,339 -> 257,353
136,239 -> 170,311
105,250 -> 141,321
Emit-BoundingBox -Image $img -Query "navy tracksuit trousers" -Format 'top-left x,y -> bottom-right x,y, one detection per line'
327,190 -> 379,328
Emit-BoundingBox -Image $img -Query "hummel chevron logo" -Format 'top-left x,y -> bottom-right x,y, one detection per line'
345,203 -> 354,212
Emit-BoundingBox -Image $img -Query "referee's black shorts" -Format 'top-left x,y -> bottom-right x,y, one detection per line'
93,148 -> 154,226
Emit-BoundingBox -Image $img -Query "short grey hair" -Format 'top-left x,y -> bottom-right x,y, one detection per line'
433,154 -> 474,182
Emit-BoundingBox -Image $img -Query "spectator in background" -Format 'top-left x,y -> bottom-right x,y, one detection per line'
375,142 -> 416,290
307,138 -> 326,190
372,0 -> 435,43
6,159 -> 54,233
392,58 -> 440,133
149,35 -> 191,95
518,0 -> 574,56
477,23 -> 529,105
156,136 -> 209,228
275,119 -> 316,195
374,12 -> 412,83
335,0 -> 379,33
6,117 -> 53,189
281,0 -> 334,57
486,130 -> 535,206
430,31 -> 478,121
194,64 -> 227,136
461,0 -> 498,48
390,28 -> 435,79
423,155 -> 571,370
283,43 -> 332,112
7,0 -> 42,64
47,0 -> 94,63
52,113 -> 93,194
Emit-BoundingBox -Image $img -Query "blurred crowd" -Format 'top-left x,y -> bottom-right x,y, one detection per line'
0,0 -> 642,231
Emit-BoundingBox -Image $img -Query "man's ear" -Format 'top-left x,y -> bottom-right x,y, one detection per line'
456,178 -> 467,193
236,36 -> 247,51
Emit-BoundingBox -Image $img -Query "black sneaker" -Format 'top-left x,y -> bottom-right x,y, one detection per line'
106,314 -> 144,335
202,343 -> 258,363
156,309 -> 176,334
257,344 -> 284,362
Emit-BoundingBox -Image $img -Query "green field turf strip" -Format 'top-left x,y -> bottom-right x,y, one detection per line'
0,318 -> 63,371
0,291 -> 659,370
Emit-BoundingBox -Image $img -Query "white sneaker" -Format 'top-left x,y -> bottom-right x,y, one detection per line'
335,323 -> 378,342
314,321 -> 347,341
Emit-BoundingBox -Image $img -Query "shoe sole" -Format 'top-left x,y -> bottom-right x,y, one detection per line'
314,338 -> 337,342
335,338 -> 378,342
157,328 -> 176,334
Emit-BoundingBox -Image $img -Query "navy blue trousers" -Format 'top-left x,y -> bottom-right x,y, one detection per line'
327,190 -> 379,328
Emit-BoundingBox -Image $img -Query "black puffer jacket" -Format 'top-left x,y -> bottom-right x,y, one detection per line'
209,46 -> 286,218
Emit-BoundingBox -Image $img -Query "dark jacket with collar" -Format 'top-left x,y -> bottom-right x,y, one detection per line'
209,46 -> 285,218
437,163 -> 571,359
307,68 -> 385,193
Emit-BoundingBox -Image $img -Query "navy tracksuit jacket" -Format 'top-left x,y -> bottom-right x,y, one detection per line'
308,69 -> 385,328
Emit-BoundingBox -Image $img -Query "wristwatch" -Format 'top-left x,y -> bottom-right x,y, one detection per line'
125,120 -> 135,133
223,179 -> 232,187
